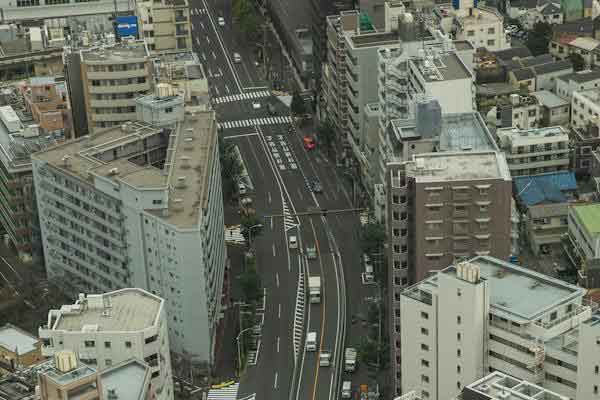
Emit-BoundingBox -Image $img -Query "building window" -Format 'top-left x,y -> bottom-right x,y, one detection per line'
104,341 -> 111,348
105,359 -> 112,366
595,365 -> 599,374
125,341 -> 132,348
457,332 -> 461,341
422,391 -> 429,398
457,316 -> 461,324
421,374 -> 429,383
487,39 -> 495,46
467,30 -> 475,36
84,340 -> 95,348
421,311 -> 429,319
457,381 -> 461,389
595,385 -> 599,395
457,365 -> 461,373
421,327 -> 429,335
422,359 -> 429,367
487,27 -> 495,34
550,311 -> 557,321
392,195 -> 399,204
457,349 -> 461,357
165,107 -> 173,113
421,343 -> 429,351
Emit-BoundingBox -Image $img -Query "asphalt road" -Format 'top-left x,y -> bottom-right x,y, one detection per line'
189,1 -> 378,398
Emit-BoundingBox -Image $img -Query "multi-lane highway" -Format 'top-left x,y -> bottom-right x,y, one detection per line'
189,1 -> 375,399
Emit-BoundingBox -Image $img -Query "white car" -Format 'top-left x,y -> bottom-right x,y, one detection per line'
252,102 -> 261,110
233,52 -> 241,63
218,17 -> 225,26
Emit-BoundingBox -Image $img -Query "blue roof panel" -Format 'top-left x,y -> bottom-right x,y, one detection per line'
513,171 -> 577,206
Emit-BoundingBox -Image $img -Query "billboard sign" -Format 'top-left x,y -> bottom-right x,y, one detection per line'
116,16 -> 138,38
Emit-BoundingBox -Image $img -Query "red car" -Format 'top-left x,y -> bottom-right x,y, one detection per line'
303,135 -> 316,150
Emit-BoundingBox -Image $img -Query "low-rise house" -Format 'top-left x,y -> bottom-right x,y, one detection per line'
564,202 -> 600,288
556,69 -> 600,99
504,54 -> 572,92
571,87 -> 600,129
521,0 -> 562,30
496,125 -> 570,176
550,36 -> 600,68
0,324 -> 43,373
514,171 -> 578,254
532,89 -> 570,125
493,93 -> 542,129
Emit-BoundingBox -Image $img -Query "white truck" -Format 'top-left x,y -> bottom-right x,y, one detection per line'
341,381 -> 352,399
308,276 -> 321,304
345,347 -> 357,372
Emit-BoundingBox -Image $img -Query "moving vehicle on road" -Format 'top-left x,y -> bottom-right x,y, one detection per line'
345,347 -> 357,372
238,182 -> 247,195
341,381 -> 352,398
309,276 -> 321,303
310,179 -> 323,193
252,102 -> 261,110
306,331 -> 317,351
233,52 -> 241,63
319,351 -> 331,366
289,235 -> 298,249
218,17 -> 225,26
306,245 -> 317,259
303,135 -> 316,150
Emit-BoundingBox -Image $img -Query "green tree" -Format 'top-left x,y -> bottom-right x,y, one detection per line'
316,121 -> 335,150
290,90 -> 306,116
360,222 -> 386,256
233,0 -> 259,38
525,22 -> 552,56
568,53 -> 586,71
219,139 -> 243,198
240,264 -> 261,304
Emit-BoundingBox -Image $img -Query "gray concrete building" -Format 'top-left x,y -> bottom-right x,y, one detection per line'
32,105 -> 227,366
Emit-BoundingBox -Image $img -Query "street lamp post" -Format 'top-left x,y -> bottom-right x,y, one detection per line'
236,324 -> 260,374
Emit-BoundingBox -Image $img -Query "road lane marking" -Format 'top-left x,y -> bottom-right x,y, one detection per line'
277,336 -> 280,353
268,192 -> 272,204
200,22 -> 204,29
275,272 -> 279,287
214,86 -> 220,96
225,84 -> 230,94
274,372 -> 278,389
207,67 -> 212,78
219,67 -> 223,76
270,216 -> 274,229
212,51 -> 216,59
278,303 -> 281,319
201,52 -> 206,61
272,244 -> 276,257
207,36 -> 211,44
310,217 -> 326,400
222,132 -> 259,139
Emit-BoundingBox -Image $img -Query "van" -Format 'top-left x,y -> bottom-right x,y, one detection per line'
233,52 -> 241,63
341,381 -> 351,398
306,331 -> 317,351
289,235 -> 298,249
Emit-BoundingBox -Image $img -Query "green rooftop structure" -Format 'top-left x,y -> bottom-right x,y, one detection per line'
360,12 -> 375,33
571,203 -> 600,235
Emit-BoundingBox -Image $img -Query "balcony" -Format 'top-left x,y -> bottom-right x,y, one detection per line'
88,82 -> 150,94
86,69 -> 147,80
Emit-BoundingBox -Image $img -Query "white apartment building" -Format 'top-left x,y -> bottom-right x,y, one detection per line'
458,371 -> 569,400
495,125 -> 570,177
556,69 -> 600,100
436,3 -> 508,52
39,288 -> 173,400
400,256 -> 600,400
565,202 -> 600,288
137,0 -> 192,55
31,105 -> 227,366
571,88 -> 600,130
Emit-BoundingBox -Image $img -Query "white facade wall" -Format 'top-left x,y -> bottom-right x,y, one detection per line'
571,90 -> 600,130
0,0 -> 132,21
576,319 -> 600,399
455,8 -> 508,51
556,75 -> 600,100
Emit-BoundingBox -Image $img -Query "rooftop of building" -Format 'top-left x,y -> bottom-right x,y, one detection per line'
573,86 -> 600,102
391,112 -> 497,151
0,375 -> 36,399
557,68 -> 600,83
407,151 -> 511,182
496,125 -> 569,145
100,359 -> 149,400
552,18 -> 594,34
455,4 -> 503,23
347,30 -> 399,48
52,288 -> 162,333
476,82 -> 518,97
513,171 -> 577,207
80,40 -> 148,63
461,371 -> 568,400
32,110 -> 217,228
511,67 -> 535,81
44,360 -> 97,387
571,202 -> 600,234
492,46 -> 532,61
406,256 -> 586,322
532,89 -> 569,108
0,324 -> 38,354
568,36 -> 600,51
412,52 -> 471,82
532,59 -> 572,75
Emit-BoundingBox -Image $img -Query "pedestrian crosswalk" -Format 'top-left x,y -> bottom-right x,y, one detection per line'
293,269 -> 305,364
213,90 -> 271,104
283,199 -> 297,231
218,116 -> 292,130
207,383 -> 239,400
190,7 -> 207,15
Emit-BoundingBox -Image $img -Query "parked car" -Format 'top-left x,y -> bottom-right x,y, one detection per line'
218,17 -> 225,26
233,52 -> 241,63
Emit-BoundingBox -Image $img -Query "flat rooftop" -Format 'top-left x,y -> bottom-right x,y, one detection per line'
407,256 -> 585,322
412,52 -> 471,82
557,69 -> 600,83
391,112 -> 497,152
101,359 -> 149,400
53,288 -> 162,332
44,363 -> 97,387
464,371 -> 568,400
0,324 -> 38,354
81,42 -> 148,63
532,90 -> 569,108
408,151 -> 511,183
348,30 -> 399,48
497,126 -> 569,146
571,203 -> 600,235
32,110 -> 217,228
